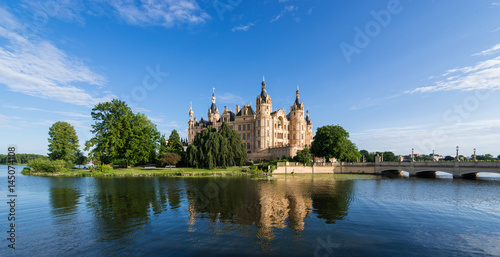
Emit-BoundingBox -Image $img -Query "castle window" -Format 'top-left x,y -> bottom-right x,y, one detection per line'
230,126 -> 233,129
243,134 -> 246,139
258,130 -> 260,136
243,125 -> 246,131
258,120 -> 261,127
247,133 -> 250,139
267,120 -> 269,127
293,134 -> 296,139
302,125 -> 304,131
258,141 -> 261,148
247,124 -> 250,130
266,130 -> 269,136
238,125 -> 241,131
301,134 -> 304,139
247,143 -> 250,149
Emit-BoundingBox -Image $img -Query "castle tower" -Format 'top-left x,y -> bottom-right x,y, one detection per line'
256,76 -> 273,150
188,102 -> 195,143
289,86 -> 306,147
207,88 -> 220,124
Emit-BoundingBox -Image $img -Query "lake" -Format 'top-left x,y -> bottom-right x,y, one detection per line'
1,165 -> 499,256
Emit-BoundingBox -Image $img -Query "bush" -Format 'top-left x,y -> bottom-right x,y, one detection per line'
91,164 -> 113,173
27,159 -> 70,173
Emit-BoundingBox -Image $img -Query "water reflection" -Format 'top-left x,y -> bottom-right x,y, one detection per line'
185,176 -> 354,239
85,177 -> 168,242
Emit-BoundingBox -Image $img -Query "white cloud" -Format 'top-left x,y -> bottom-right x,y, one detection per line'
270,5 -> 298,22
231,22 -> 255,32
473,43 -> 500,56
5,105 -> 89,118
406,53 -> 500,94
217,92 -> 245,105
0,7 -> 115,107
108,0 -> 210,27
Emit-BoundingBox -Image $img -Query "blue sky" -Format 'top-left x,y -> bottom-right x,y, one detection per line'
1,0 -> 500,157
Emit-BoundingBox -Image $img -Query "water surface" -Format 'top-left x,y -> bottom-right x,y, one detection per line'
1,165 -> 499,256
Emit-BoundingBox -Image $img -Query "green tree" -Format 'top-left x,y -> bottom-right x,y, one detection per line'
157,134 -> 168,162
382,151 -> 398,162
160,152 -> 181,169
74,151 -> 88,166
295,147 -> 312,165
187,122 -> 246,169
497,155 -> 500,160
166,130 -> 183,154
48,121 -> 79,163
311,125 -> 360,162
85,99 -> 161,167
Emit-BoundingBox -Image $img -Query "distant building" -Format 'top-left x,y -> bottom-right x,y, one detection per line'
188,77 -> 313,161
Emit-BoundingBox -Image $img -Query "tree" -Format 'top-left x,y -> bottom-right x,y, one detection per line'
295,147 -> 312,165
48,121 -> 79,163
74,151 -> 88,166
498,155 -> 500,160
85,99 -> 161,167
311,125 -> 360,162
160,152 -> 181,169
187,122 -> 247,169
157,134 -> 168,162
167,130 -> 183,154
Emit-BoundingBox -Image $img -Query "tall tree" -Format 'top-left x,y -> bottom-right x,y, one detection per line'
85,99 -> 161,167
48,121 -> 79,163
167,129 -> 183,154
187,122 -> 246,169
157,134 -> 168,162
311,125 -> 360,162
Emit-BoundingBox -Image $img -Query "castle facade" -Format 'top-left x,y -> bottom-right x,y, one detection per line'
188,77 -> 313,161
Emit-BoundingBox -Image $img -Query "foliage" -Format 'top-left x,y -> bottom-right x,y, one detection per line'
157,134 -> 168,162
90,164 -> 113,173
294,147 -> 312,165
27,158 -> 71,173
166,130 -> 183,154
311,125 -> 361,162
0,154 -> 47,164
359,150 -> 399,162
48,121 -> 79,164
187,122 -> 247,169
84,99 -> 161,167
74,151 -> 88,165
160,152 -> 181,169
476,154 -> 494,161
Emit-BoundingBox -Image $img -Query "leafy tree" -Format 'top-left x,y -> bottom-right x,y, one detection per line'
444,156 -> 455,161
0,154 -> 47,164
295,147 -> 312,165
160,152 -> 181,169
85,99 -> 161,167
48,121 -> 79,164
157,134 -> 168,161
382,151 -> 398,162
311,125 -> 360,162
166,130 -> 183,154
187,122 -> 246,169
74,151 -> 88,166
498,155 -> 500,160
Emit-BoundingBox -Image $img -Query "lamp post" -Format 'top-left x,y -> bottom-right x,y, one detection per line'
456,146 -> 460,162
473,148 -> 477,162
432,150 -> 435,162
411,148 -> 414,162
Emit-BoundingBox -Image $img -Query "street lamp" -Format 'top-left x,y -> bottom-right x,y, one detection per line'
456,146 -> 460,162
473,148 -> 477,162
411,148 -> 414,162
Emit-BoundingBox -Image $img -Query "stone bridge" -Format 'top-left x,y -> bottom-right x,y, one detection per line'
373,161 -> 500,179
274,161 -> 500,179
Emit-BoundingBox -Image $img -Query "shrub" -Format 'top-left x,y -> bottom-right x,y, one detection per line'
91,164 -> 113,173
27,159 -> 70,173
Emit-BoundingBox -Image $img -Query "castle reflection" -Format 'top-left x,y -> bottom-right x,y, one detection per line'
185,175 -> 354,241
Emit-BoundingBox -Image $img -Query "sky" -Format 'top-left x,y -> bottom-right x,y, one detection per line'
1,0 -> 500,157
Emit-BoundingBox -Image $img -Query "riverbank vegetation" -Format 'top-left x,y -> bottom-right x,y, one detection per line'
0,153 -> 47,164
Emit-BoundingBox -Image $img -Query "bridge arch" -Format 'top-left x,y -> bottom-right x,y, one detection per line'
380,169 -> 404,177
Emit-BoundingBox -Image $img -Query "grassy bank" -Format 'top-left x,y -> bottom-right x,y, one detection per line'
22,166 -> 251,177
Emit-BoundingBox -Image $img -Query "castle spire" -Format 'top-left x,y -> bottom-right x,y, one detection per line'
260,76 -> 268,99
295,85 -> 301,105
189,101 -> 193,118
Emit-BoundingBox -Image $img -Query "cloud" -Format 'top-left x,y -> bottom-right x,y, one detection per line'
0,7 -> 115,107
352,119 -> 500,155
5,105 -> 90,118
231,22 -> 254,32
406,48 -> 500,94
217,92 -> 245,105
473,43 -> 500,56
270,5 -> 298,22
108,0 -> 210,27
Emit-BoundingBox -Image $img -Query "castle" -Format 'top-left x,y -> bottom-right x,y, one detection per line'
188,77 -> 313,161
